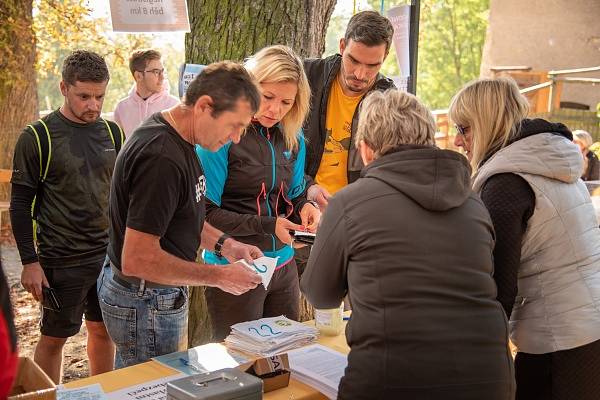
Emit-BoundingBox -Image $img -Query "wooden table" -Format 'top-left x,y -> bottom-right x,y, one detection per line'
65,319 -> 350,399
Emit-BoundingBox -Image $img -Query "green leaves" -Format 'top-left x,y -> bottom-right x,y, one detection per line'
416,0 -> 489,109
33,0 -> 155,112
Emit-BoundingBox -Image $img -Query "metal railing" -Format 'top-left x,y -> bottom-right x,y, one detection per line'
544,66 -> 600,112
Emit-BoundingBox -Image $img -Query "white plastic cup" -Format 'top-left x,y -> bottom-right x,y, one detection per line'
315,303 -> 344,336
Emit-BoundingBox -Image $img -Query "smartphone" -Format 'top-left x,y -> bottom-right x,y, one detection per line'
294,230 -> 316,245
42,286 -> 62,312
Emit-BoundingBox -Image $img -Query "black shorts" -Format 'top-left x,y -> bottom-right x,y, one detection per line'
40,259 -> 104,338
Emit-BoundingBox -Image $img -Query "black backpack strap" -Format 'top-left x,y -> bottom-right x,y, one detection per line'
101,118 -> 125,154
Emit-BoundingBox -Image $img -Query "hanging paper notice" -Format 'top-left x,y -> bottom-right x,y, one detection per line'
109,0 -> 191,32
387,5 -> 411,78
178,64 -> 206,99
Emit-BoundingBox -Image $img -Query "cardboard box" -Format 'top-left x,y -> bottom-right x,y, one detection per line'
242,354 -> 291,393
9,357 -> 56,400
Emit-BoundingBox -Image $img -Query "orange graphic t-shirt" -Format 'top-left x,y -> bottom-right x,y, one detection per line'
315,77 -> 363,195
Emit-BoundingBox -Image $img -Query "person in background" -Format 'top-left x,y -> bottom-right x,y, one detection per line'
296,10 -> 396,291
573,129 -> 600,181
450,77 -> 600,400
302,89 -> 515,400
197,45 -> 320,341
10,50 -> 119,383
302,10 -> 395,210
113,49 -> 179,138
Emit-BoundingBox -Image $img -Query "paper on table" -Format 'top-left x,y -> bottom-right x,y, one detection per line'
105,373 -> 186,400
225,316 -> 319,356
237,256 -> 278,290
231,316 -> 317,342
57,383 -> 107,400
287,344 -> 348,400
153,343 -> 249,375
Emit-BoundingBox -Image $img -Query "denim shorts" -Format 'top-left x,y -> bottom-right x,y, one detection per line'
97,263 -> 188,368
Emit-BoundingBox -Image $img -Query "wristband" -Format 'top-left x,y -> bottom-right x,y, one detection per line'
214,233 -> 231,258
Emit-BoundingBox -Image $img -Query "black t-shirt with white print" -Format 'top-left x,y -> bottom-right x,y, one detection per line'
108,113 -> 206,269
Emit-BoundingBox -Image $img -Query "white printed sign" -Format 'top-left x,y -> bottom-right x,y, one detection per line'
387,5 -> 411,78
106,373 -> 186,400
109,0 -> 190,32
178,63 -> 206,98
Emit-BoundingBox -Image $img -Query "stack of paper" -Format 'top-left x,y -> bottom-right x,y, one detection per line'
287,344 -> 348,400
224,316 -> 319,357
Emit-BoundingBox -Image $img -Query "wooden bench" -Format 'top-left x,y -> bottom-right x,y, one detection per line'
0,168 -> 12,230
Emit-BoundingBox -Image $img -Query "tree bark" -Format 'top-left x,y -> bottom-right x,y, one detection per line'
186,0 -> 336,346
185,0 -> 337,63
0,0 -> 37,212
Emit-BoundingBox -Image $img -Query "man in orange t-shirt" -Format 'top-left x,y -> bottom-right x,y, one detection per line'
303,11 -> 395,206
296,11 -> 395,277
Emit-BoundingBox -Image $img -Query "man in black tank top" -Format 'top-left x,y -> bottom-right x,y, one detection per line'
99,61 -> 264,368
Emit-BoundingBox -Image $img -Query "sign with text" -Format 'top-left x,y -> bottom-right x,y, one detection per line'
109,0 -> 190,32
178,63 -> 206,99
387,5 -> 411,79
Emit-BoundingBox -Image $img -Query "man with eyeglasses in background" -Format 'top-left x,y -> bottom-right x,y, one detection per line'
113,49 -> 179,138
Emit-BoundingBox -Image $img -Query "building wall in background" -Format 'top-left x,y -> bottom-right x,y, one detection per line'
481,0 -> 600,110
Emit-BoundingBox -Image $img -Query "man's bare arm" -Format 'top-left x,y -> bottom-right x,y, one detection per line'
121,227 -> 261,294
200,222 -> 263,263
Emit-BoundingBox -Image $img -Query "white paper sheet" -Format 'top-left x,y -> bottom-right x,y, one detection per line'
238,256 -> 278,290
57,384 -> 107,400
153,343 -> 248,375
106,373 -> 186,400
287,344 -> 348,399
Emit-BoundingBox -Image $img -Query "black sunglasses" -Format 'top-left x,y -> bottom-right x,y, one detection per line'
455,124 -> 469,136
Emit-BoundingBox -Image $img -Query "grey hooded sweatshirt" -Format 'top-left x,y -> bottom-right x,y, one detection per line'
301,146 -> 515,400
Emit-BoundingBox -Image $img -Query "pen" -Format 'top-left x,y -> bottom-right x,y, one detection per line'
179,357 -> 202,372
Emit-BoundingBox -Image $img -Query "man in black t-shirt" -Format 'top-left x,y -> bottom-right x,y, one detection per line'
10,50 -> 119,382
99,61 -> 264,368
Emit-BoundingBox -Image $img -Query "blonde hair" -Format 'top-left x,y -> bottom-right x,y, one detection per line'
355,89 -> 436,157
245,45 -> 311,151
573,130 -> 593,150
449,77 -> 529,172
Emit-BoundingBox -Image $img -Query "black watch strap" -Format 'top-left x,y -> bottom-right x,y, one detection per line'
214,233 -> 231,258
306,200 -> 320,210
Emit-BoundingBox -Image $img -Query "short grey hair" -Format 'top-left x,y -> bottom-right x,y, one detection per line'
355,89 -> 436,156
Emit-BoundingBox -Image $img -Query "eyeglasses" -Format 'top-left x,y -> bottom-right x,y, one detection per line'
455,124 -> 470,137
142,68 -> 165,77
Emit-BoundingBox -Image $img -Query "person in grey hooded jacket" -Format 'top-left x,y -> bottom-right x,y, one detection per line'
450,78 -> 600,400
301,89 -> 515,400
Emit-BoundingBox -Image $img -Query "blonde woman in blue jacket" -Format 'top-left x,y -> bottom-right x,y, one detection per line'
196,46 -> 320,340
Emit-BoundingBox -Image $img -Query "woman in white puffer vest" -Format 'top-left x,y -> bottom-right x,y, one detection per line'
449,77 -> 600,400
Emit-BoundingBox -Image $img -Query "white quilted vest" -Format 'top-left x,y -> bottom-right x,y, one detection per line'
473,133 -> 600,354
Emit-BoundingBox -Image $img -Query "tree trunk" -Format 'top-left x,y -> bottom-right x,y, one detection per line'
0,0 -> 38,224
186,0 -> 336,346
185,0 -> 336,63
